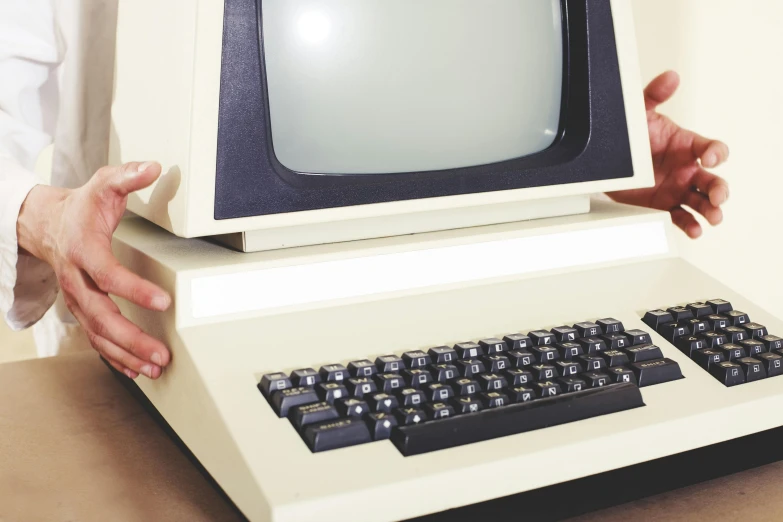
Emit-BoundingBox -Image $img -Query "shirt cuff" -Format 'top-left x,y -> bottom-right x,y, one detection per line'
0,156 -> 59,331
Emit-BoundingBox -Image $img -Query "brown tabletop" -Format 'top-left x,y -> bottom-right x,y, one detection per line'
1,353 -> 782,522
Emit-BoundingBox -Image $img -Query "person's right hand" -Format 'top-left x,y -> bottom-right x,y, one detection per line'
17,162 -> 171,380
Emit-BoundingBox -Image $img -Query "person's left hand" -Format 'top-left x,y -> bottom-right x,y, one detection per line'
608,70 -> 730,239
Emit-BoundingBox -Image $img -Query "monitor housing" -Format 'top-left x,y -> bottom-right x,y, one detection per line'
110,0 -> 653,251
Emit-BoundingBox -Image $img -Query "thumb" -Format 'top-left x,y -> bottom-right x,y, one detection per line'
104,161 -> 163,197
644,70 -> 680,112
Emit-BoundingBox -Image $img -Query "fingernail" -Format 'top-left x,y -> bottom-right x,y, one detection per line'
141,364 -> 156,378
124,369 -> 136,379
138,161 -> 154,174
703,154 -> 717,168
151,352 -> 162,366
152,293 -> 171,311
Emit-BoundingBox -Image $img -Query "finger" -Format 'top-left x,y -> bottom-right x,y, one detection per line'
691,135 -> 730,168
644,71 -> 680,111
94,161 -> 163,199
77,242 -> 171,312
692,169 -> 730,206
670,207 -> 703,239
683,190 -> 723,226
106,357 -> 140,380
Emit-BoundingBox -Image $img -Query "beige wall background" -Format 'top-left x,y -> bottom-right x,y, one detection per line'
632,0 -> 783,317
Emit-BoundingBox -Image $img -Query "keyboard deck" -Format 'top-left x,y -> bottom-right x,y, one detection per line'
259,317 -> 683,455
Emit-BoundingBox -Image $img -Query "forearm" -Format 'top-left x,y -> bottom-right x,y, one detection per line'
16,184 -> 69,264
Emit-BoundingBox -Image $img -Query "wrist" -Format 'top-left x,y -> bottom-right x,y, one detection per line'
16,185 -> 70,264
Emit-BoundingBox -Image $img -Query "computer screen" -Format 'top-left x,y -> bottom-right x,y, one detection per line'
263,0 -> 564,175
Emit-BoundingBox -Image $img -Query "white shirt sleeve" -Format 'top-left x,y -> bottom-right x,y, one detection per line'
0,0 -> 63,331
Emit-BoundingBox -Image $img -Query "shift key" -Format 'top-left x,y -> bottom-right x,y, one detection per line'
630,358 -> 683,387
302,418 -> 372,452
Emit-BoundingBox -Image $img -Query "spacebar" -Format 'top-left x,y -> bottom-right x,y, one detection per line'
391,383 -> 644,456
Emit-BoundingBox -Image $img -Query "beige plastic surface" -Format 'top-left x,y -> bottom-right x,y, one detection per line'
110,201 -> 783,522
110,0 -> 654,240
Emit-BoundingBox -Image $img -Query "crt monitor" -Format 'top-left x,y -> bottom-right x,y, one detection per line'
110,0 -> 653,248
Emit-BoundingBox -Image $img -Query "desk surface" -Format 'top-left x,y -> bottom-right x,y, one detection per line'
1,353 -> 781,522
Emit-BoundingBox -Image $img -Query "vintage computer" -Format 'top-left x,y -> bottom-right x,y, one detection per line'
108,0 -> 783,521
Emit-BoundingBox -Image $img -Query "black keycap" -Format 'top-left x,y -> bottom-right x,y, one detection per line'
530,345 -> 560,363
431,364 -> 459,382
452,378 -> 480,397
574,321 -> 603,338
428,346 -> 458,364
508,350 -> 535,368
630,358 -> 683,387
505,368 -> 534,386
346,377 -> 378,398
289,401 -> 339,430
451,396 -> 483,414
684,318 -> 710,336
375,355 -> 405,373
315,382 -> 349,404
455,342 -> 484,359
374,373 -> 405,393
425,402 -> 456,420
693,349 -> 726,370
577,355 -> 606,372
394,408 -> 428,426
391,383 -> 644,456
667,306 -> 694,322
478,373 -> 508,393
739,339 -> 766,357
736,357 -> 767,382
582,371 -> 612,388
259,372 -> 293,398
533,381 -> 562,398
482,354 -> 511,373
303,418 -> 372,452
743,323 -> 769,340
290,368 -> 321,388
717,343 -> 746,361
457,359 -> 486,378
530,364 -> 558,381
597,318 -> 625,334
687,302 -> 713,318
348,360 -> 377,378
756,352 -> 783,377
555,360 -> 583,378
551,326 -> 579,343
398,388 -> 427,408
659,322 -> 691,342
625,344 -> 664,363
507,386 -> 536,403
601,333 -> 631,350
368,393 -> 399,413
319,364 -> 350,382
557,377 -> 587,393
707,299 -> 733,314
700,331 -> 728,349
556,342 -> 584,360
600,350 -> 630,367
705,315 -> 730,331
426,383 -> 455,403
643,310 -> 674,331
578,337 -> 608,354
624,329 -> 652,346
726,310 -> 751,327
709,361 -> 745,387
529,330 -> 556,346
366,412 -> 398,440
762,335 -> 783,352
722,326 -> 749,344
481,391 -> 510,408
402,350 -> 432,369
336,398 -> 370,417
676,336 -> 707,357
503,334 -> 533,351
607,366 -> 638,385
479,338 -> 508,355
402,368 -> 434,389
271,387 -> 320,417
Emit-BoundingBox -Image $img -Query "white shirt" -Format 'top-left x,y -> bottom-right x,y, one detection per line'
0,0 -> 115,355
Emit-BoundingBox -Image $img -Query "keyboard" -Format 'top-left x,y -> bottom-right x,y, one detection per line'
259,317 -> 683,455
645,299 -> 783,387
